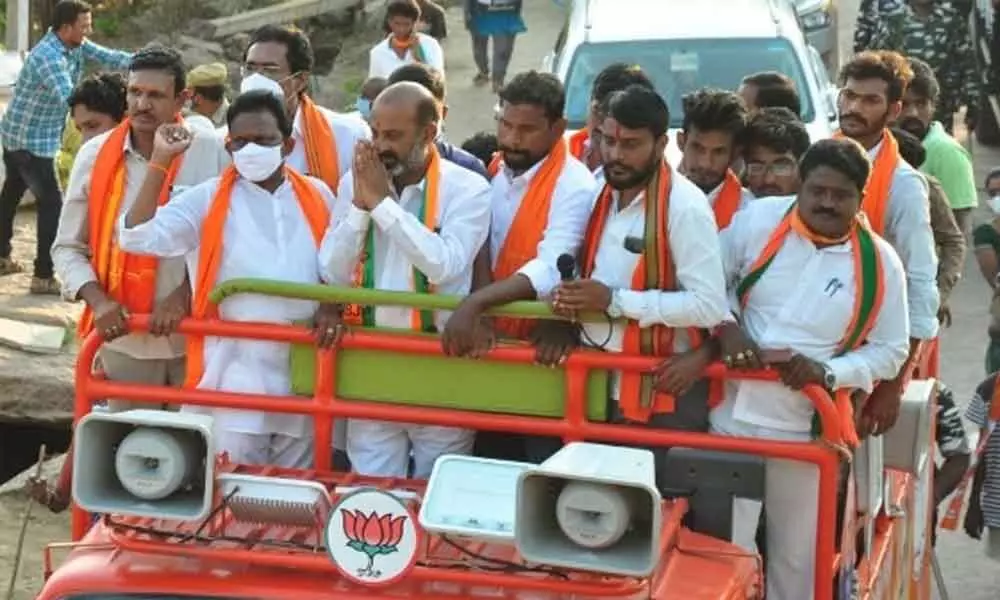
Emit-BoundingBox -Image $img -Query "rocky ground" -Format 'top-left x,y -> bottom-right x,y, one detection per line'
1,0 -> 999,597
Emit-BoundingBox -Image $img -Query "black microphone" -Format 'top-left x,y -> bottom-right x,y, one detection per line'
557,253 -> 576,281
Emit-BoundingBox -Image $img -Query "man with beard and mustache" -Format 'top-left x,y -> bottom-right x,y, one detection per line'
319,82 -> 491,478
238,25 -> 371,197
677,89 -> 754,230
699,137 -> 909,600
442,71 -> 595,361
836,50 -> 939,438
549,84 -> 727,464
741,107 -> 810,199
898,57 -> 977,236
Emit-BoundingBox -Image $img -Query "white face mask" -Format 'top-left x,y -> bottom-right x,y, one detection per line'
990,194 -> 1000,215
240,73 -> 285,100
232,143 -> 284,182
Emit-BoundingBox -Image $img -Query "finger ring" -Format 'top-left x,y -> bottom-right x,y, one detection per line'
735,351 -> 746,362
744,348 -> 755,357
326,327 -> 336,334
723,355 -> 733,367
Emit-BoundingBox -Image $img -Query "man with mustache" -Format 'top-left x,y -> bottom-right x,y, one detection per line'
677,89 -> 754,230
898,57 -> 977,237
566,63 -> 656,176
386,63 -> 489,179
238,25 -> 371,197
742,107 -> 810,198
442,71 -> 595,359
836,50 -> 939,437
549,84 -> 727,462
319,82 -> 491,477
702,137 -> 909,600
46,47 -> 230,509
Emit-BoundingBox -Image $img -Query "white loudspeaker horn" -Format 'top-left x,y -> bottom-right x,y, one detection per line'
72,409 -> 215,521
514,442 -> 661,577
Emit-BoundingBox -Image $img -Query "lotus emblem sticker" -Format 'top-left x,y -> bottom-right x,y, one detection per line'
326,488 -> 419,586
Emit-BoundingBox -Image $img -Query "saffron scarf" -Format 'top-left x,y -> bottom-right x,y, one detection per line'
567,129 -> 589,162
184,166 -> 331,388
299,94 -> 341,193
78,119 -> 182,338
735,203 -> 885,448
389,34 -> 427,64
343,146 -> 442,333
580,161 -> 705,422
713,169 -> 743,230
486,140 -> 568,339
833,129 -> 899,236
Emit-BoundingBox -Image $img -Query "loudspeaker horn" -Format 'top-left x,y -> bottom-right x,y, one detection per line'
72,409 -> 215,521
514,442 -> 661,577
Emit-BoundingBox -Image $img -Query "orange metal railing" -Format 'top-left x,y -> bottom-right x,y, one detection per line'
71,315 -> 846,600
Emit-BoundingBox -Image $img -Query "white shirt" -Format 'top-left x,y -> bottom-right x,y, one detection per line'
320,158 -> 491,330
52,126 -> 231,360
185,113 -> 218,136
368,34 -> 445,80
116,174 -> 336,437
866,139 -> 940,340
717,196 -> 910,432
489,153 -> 596,297
217,102 -> 371,184
582,172 -> 729,397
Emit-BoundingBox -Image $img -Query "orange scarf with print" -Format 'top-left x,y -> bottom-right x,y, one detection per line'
183,166 -> 331,388
486,140 -> 568,339
78,119 -> 182,338
736,204 -> 885,449
389,33 -> 427,63
713,169 -> 743,230
834,129 -> 899,236
580,161 -> 705,423
299,95 -> 341,194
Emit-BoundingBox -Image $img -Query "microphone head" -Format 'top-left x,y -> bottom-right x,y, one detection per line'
557,254 -> 576,280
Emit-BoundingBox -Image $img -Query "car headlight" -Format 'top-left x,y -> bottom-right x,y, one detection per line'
801,8 -> 832,30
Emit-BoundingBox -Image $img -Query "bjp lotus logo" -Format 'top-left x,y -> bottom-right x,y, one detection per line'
341,509 -> 407,577
326,488 -> 419,585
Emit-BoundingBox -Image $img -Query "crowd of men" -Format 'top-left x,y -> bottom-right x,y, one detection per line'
2,0 -> 1000,598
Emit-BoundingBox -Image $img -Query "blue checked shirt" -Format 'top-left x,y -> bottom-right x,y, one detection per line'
0,31 -> 132,158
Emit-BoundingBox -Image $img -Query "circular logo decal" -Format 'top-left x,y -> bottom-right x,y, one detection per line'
325,488 -> 420,586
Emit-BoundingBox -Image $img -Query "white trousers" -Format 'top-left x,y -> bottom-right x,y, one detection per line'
347,419 -> 474,478
215,430 -> 315,469
711,400 -> 820,600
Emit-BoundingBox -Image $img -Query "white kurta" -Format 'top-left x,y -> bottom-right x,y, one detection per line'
117,174 -> 336,442
488,153 -> 597,297
319,157 -> 492,478
367,34 -> 445,79
712,195 -> 910,600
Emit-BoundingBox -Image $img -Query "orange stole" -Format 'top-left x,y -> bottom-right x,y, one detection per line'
713,169 -> 743,230
833,129 -> 899,236
581,161 -> 704,422
489,141 -> 569,339
389,34 -> 427,63
183,166 -> 331,388
78,119 -> 182,338
567,129 -> 589,161
299,95 -> 341,194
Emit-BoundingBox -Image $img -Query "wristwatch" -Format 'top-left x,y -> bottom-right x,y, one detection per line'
822,363 -> 836,392
607,288 -> 624,318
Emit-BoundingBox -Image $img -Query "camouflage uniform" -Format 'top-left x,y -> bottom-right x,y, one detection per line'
854,0 -> 980,132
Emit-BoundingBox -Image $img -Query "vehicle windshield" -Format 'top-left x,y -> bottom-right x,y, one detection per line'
562,38 -> 815,129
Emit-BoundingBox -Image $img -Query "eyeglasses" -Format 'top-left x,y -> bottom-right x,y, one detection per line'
745,161 -> 797,177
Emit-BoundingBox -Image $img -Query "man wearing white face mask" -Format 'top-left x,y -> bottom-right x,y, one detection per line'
319,82 -> 491,478
118,90 -> 343,468
233,24 -> 371,198
974,168 -> 1000,373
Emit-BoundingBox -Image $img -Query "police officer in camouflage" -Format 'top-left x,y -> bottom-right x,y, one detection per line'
854,0 -> 980,134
